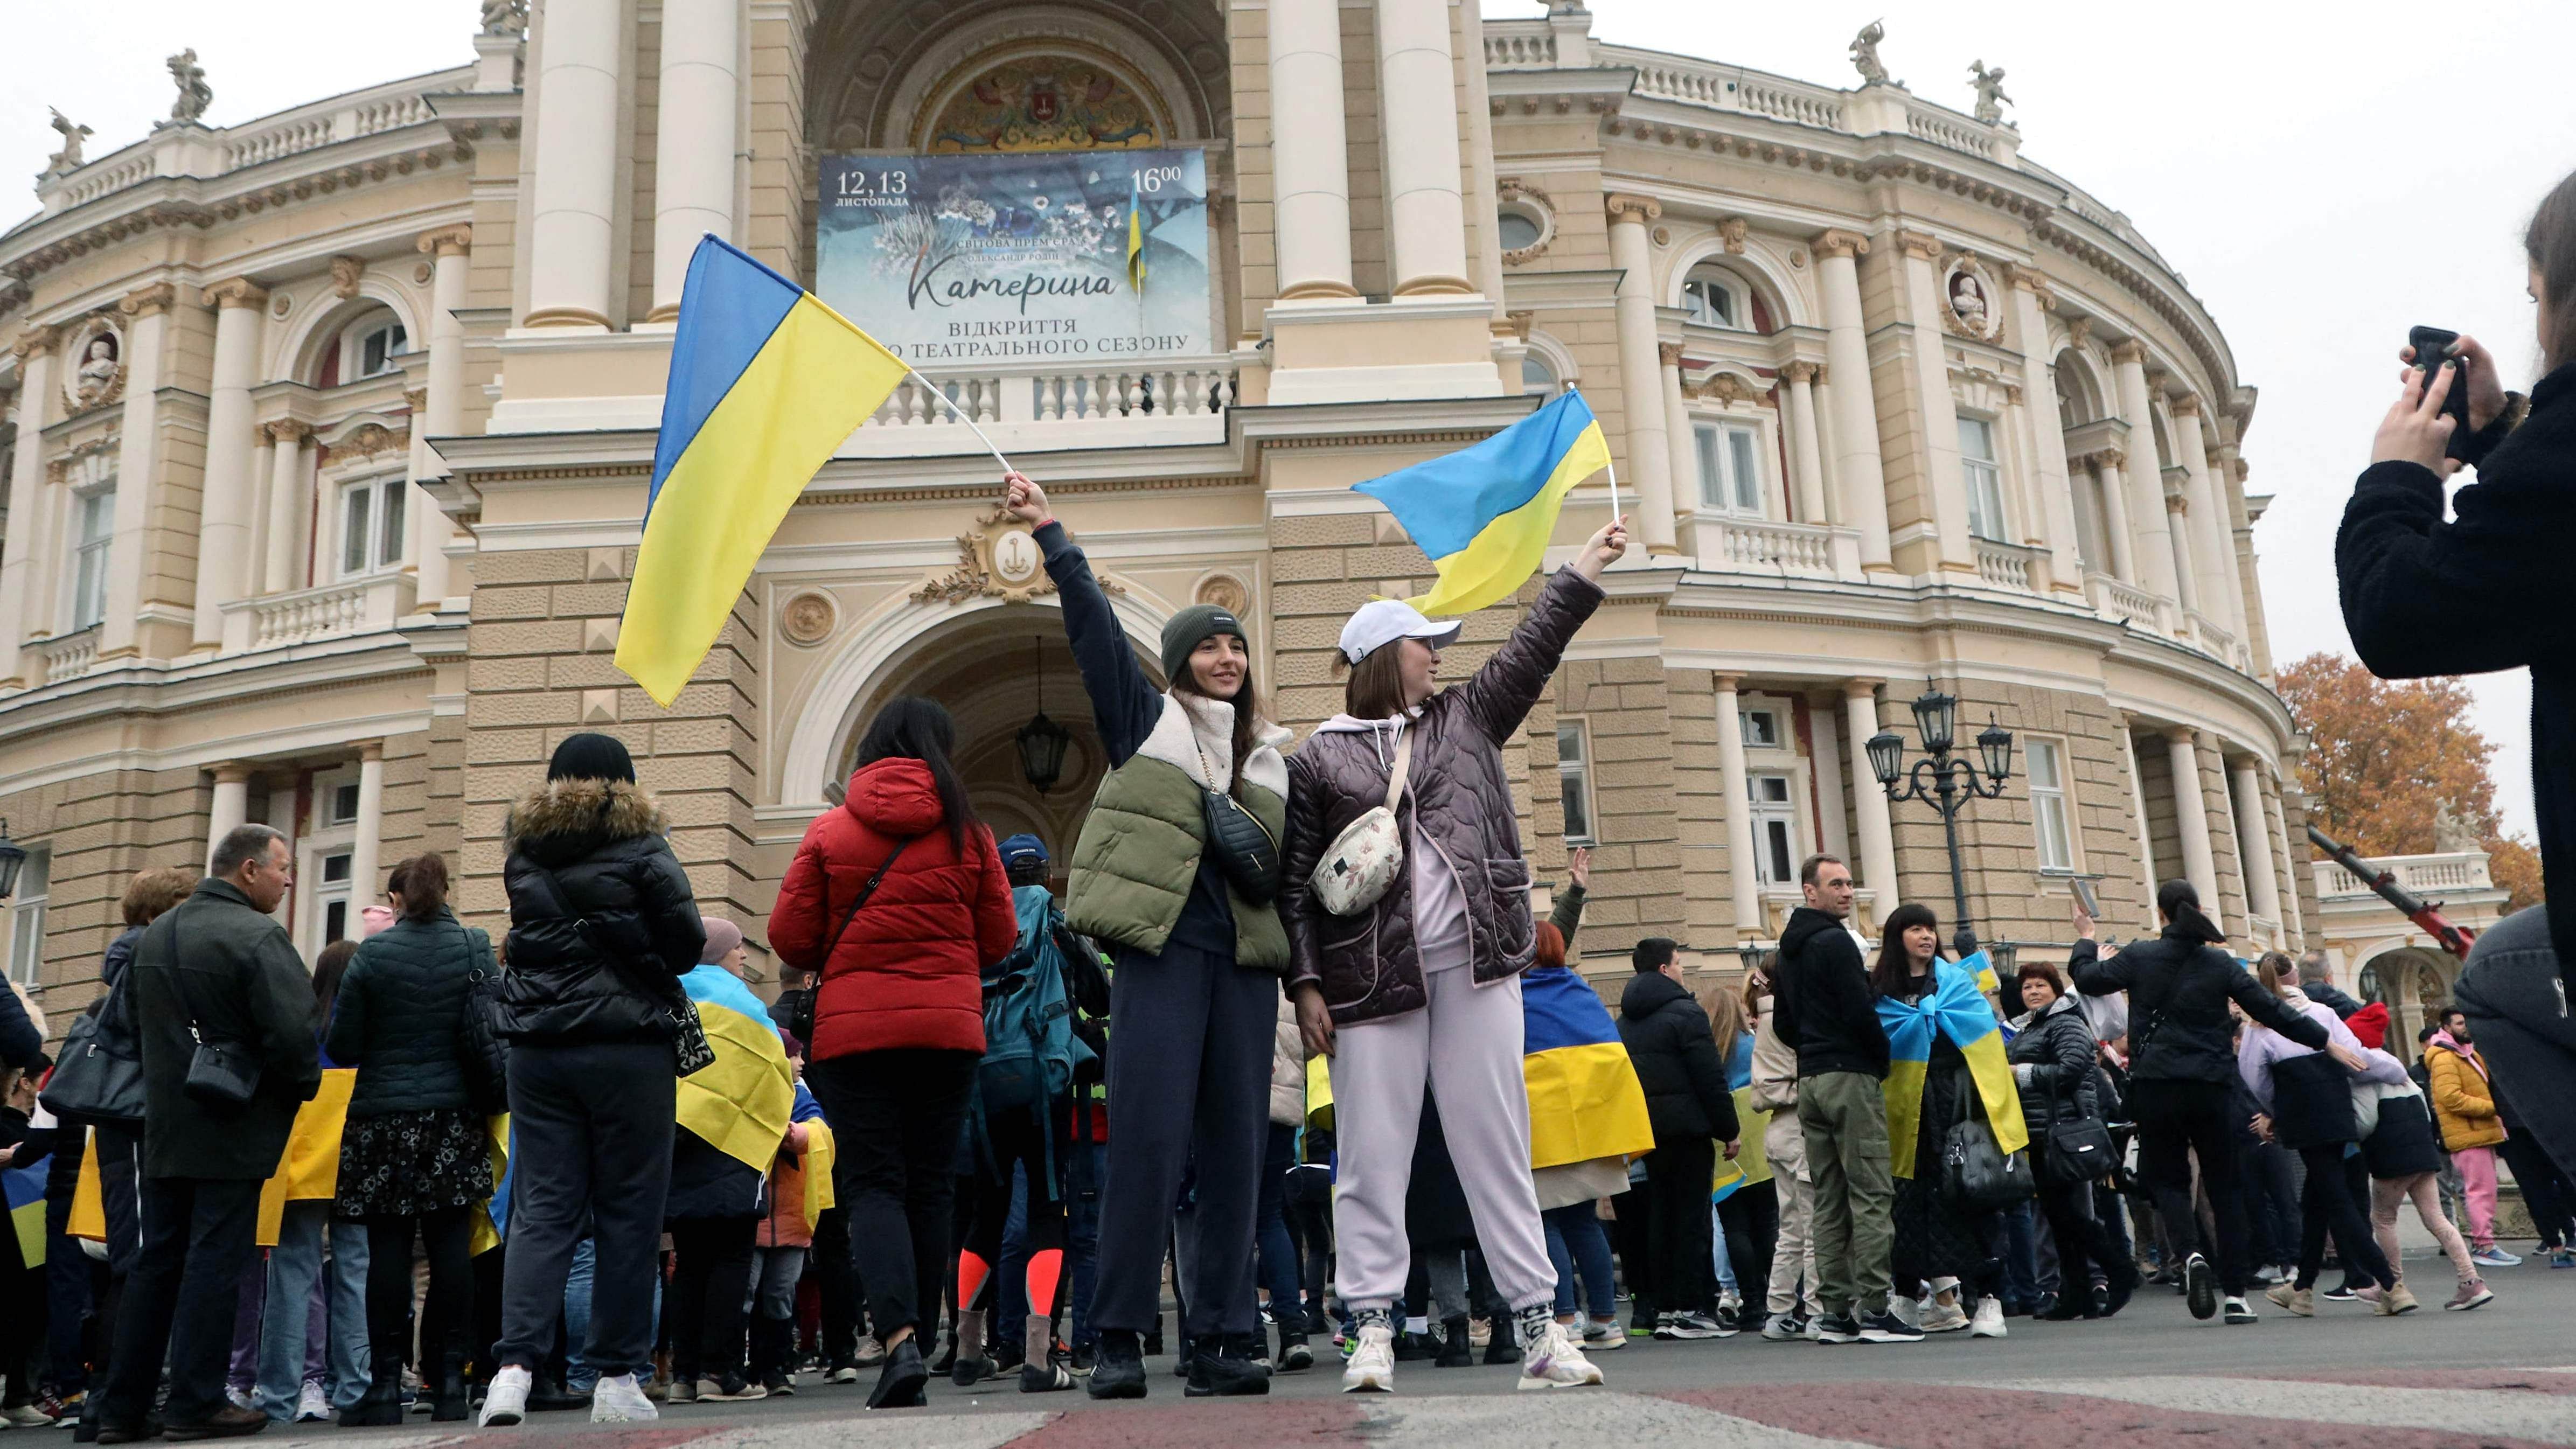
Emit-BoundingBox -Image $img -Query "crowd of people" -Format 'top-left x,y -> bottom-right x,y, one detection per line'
11,215 -> 2576,1430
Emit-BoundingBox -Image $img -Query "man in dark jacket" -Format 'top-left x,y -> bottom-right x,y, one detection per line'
2295,952 -> 2363,1019
1769,854 -> 1913,1344
96,825 -> 321,1442
1617,938 -> 1739,1341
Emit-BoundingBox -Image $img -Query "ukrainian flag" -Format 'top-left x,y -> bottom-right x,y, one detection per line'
616,236 -> 911,706
1354,389 -> 1614,617
256,1065 -> 356,1246
5,1158 -> 44,1268
1126,179 -> 1146,292
1878,959 -> 2027,1179
677,964 -> 797,1174
1522,967 -> 1654,1171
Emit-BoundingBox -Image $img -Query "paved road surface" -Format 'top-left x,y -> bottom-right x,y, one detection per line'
255,1253 -> 2576,1447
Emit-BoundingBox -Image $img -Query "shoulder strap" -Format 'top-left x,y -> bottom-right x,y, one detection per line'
819,836 -> 915,965
1384,726 -> 1415,811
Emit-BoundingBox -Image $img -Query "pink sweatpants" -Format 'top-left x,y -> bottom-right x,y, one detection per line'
2370,1173 -> 2475,1283
2454,1145 -> 2500,1249
1327,965 -> 1557,1313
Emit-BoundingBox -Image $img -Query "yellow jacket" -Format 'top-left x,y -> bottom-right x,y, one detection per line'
2426,1041 -> 2507,1152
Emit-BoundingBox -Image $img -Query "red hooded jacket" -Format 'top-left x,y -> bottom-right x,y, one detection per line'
769,758 -> 1018,1059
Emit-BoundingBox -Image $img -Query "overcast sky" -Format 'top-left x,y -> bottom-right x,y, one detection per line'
8,2 -> 2561,835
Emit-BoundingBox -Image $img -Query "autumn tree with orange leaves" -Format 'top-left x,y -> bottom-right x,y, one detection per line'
2277,652 -> 2542,912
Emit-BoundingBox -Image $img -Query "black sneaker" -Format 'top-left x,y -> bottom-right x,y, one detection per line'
2184,1253 -> 2218,1321
1141,1326 -> 1165,1358
1482,1327 -> 1517,1366
1277,1334 -> 1313,1373
1433,1317 -> 1473,1368
1394,1329 -> 1438,1362
1183,1346 -> 1270,1398
1714,1304 -> 1744,1338
2319,1283 -> 2362,1303
865,1339 -> 928,1411
1085,1332 -> 1146,1401
1019,1360 -> 1074,1394
1070,1343 -> 1096,1376
760,1371 -> 793,1397
949,1354 -> 994,1389
1662,1312 -> 1727,1340
1813,1312 -> 1861,1344
1858,1310 -> 1923,1343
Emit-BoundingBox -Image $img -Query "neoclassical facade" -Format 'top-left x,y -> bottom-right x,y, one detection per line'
0,0 -> 2320,1010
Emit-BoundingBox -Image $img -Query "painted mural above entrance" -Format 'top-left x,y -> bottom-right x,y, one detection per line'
926,56 -> 1158,153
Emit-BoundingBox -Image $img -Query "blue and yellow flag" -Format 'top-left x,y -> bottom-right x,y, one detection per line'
677,964 -> 797,1175
1522,967 -> 1654,1171
1877,959 -> 2027,1179
4,1158 -> 45,1269
616,236 -> 911,706
1125,180 -> 1146,292
1354,389 -> 1614,617
257,1066 -> 356,1245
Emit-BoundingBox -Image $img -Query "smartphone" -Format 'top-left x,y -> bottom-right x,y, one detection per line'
2408,325 -> 2476,462
2071,876 -> 2101,919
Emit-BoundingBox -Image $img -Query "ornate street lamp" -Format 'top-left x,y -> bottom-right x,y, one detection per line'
1868,680 -> 2014,941
1015,640 -> 1073,793
0,818 -> 23,900
1734,941 -> 1776,981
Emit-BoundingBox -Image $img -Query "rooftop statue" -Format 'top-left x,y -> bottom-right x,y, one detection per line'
163,48 -> 212,127
1969,60 -> 2014,126
1850,20 -> 1891,86
45,109 -> 91,176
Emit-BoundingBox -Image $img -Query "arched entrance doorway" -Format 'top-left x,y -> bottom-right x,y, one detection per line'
2356,944 -> 2458,1063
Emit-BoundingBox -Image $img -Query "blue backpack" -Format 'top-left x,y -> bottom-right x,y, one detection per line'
979,886 -> 1093,1115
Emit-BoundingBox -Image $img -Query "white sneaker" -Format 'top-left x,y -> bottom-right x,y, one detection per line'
1340,1323 -> 1395,1394
1579,1319 -> 1627,1350
1516,1321 -> 1603,1391
1890,1294 -> 1924,1330
479,1365 -> 532,1427
2469,1246 -> 2523,1268
1969,1297 -> 2007,1339
1920,1300 -> 1971,1334
591,1373 -> 658,1424
294,1382 -> 331,1423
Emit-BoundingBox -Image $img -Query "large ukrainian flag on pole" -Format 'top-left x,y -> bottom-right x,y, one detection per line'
1877,959 -> 2027,1178
1354,389 -> 1614,617
616,236 -> 911,706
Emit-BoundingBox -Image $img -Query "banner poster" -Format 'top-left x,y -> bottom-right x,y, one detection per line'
815,148 -> 1212,366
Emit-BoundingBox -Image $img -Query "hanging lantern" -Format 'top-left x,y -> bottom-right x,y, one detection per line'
1017,640 -> 1073,793
1976,714 -> 2015,785
1865,730 -> 1906,788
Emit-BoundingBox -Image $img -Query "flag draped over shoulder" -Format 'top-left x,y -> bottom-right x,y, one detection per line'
615,235 -> 910,706
677,965 -> 797,1175
1521,966 -> 1654,1172
1354,389 -> 1612,617
1877,959 -> 2028,1178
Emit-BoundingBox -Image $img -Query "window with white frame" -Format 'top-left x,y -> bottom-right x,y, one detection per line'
1556,720 -> 1596,846
1681,266 -> 1747,330
325,779 -> 361,828
1958,416 -> 2008,542
69,484 -> 115,631
2027,737 -> 2074,872
1496,210 -> 1543,253
1521,352 -> 1559,399
338,475 -> 406,578
354,321 -> 407,379
1747,772 -> 1798,887
315,848 -> 354,946
1740,707 -> 1782,750
6,847 -> 48,986
1695,421 -> 1765,515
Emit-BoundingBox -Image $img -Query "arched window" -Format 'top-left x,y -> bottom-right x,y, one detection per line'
314,306 -> 408,389
1681,264 -> 1749,331
1521,352 -> 1558,399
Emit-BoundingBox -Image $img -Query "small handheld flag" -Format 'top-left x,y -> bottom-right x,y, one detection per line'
1352,389 -> 1613,616
617,236 -> 911,706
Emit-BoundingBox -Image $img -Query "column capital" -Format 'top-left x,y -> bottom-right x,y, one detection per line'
359,740 -> 386,763
1811,227 -> 1869,260
201,277 -> 269,311
2167,392 -> 2203,419
2166,492 -> 2190,515
2163,724 -> 2197,746
2002,261 -> 2055,301
417,224 -> 474,258
404,385 -> 429,414
1784,360 -> 1821,385
2109,338 -> 2148,366
118,281 -> 179,318
10,324 -> 56,360
2003,381 -> 2025,407
1894,229 -> 1944,262
1712,672 -> 1743,694
265,419 -> 311,445
1657,341 -> 1686,367
211,761 -> 253,785
2079,446 -> 2125,471
2144,366 -> 2171,393
1842,677 -> 1884,699
1605,192 -> 1662,225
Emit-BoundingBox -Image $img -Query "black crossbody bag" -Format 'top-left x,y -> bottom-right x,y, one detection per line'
166,936 -> 261,1111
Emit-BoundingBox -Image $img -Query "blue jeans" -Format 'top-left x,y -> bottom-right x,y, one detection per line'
255,1203 -> 371,1420
1543,1203 -> 1617,1319
997,1166 -> 1031,1346
1709,1201 -> 1739,1298
1253,1123 -> 1305,1334
565,1235 -> 660,1392
1065,1140 -> 1106,1348
2002,1200 -> 2042,1306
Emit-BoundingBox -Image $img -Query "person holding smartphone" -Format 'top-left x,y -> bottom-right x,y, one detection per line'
2338,166 -> 2576,1189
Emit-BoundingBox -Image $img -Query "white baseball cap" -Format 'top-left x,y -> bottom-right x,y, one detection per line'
1339,598 -> 1463,664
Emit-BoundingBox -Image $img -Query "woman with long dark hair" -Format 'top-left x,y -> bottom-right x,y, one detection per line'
2071,882 -> 2343,1325
770,697 -> 1018,1409
1000,473 -> 1293,1400
330,853 -> 496,1424
1870,904 -> 2004,1337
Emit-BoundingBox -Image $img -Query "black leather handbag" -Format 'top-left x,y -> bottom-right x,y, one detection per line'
2037,1076 -> 2117,1186
163,932 -> 261,1112
39,999 -> 147,1125
454,925 -> 512,1116
1200,787 -> 1282,905
1939,1069 -> 2034,1211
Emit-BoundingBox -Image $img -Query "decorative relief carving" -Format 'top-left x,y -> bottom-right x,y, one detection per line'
1940,255 -> 2003,341
62,317 -> 124,412
1657,342 -> 1686,368
2167,393 -> 2203,418
270,292 -> 293,319
202,277 -> 267,311
914,506 -> 1124,605
1495,181 -> 1555,265
1717,216 -> 1749,254
1194,574 -> 1248,616
1604,193 -> 1661,225
1812,228 -> 1869,260
2066,316 -> 2093,349
926,54 -> 1157,152
2108,338 -> 2147,365
780,591 -> 838,646
1783,360 -> 1821,386
330,255 -> 366,299
1693,370 -> 1762,406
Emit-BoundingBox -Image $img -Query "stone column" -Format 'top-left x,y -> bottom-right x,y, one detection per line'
102,284 -> 175,660
1374,0 -> 1473,296
415,226 -> 474,607
2006,268 -> 2084,594
2120,719 -> 2157,933
650,0 -> 741,322
2087,450 -> 2138,584
350,742 -> 387,908
2112,341 -> 2181,611
1895,231 -> 1972,573
2166,727 -> 2220,929
1715,675 -> 1764,939
1843,680 -> 1902,929
1660,343 -> 1696,515
2271,774 -> 2308,948
262,422 -> 312,594
193,280 -> 267,651
1813,229 -> 1891,570
1785,361 -> 1829,525
525,0 -> 625,329
206,763 -> 252,873
1268,0 -> 1356,299
2166,489 -> 2202,619
2169,394 -> 2246,643
0,331 -> 54,688
1606,196 -> 1677,553
2231,757 -> 2282,943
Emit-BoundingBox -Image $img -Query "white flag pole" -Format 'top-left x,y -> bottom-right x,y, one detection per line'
903,366 -> 1017,476
1572,386 -> 1620,524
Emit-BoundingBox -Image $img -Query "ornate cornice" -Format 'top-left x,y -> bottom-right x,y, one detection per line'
417,224 -> 472,258
1605,192 -> 1662,225
1811,227 -> 1869,260
202,276 -> 268,310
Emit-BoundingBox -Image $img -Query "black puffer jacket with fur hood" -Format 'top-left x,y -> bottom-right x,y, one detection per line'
498,778 -> 706,1045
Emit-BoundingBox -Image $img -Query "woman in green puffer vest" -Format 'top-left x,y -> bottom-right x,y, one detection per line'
1003,471 -> 1287,1402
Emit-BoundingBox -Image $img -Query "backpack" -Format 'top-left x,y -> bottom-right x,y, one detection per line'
978,891 -> 1094,1116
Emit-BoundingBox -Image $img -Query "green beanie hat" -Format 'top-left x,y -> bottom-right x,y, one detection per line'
1161,603 -> 1247,686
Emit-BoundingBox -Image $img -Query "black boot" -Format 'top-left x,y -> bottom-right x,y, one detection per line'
1482,1318 -> 1519,1366
340,1358 -> 406,1427
430,1350 -> 469,1423
1184,1336 -> 1270,1398
865,1336 -> 928,1410
1085,1330 -> 1146,1401
1433,1316 -> 1472,1368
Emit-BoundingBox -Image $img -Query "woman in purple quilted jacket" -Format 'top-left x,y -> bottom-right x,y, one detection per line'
1279,514 -> 1626,1395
